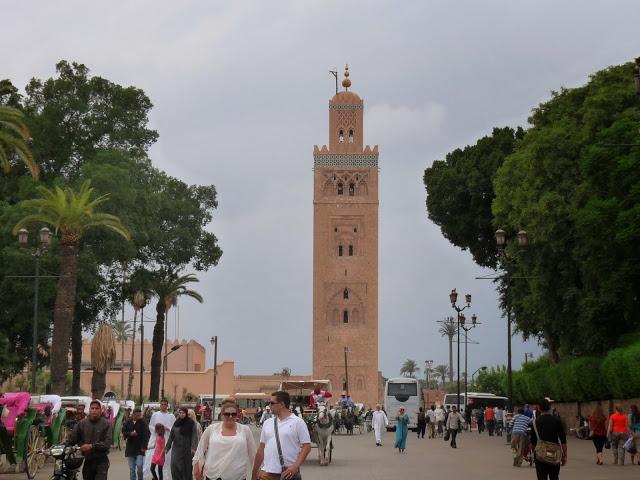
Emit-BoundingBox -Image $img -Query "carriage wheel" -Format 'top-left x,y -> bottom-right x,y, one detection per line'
24,426 -> 45,479
328,438 -> 333,463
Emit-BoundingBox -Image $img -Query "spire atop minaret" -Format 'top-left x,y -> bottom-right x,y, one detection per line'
342,64 -> 351,91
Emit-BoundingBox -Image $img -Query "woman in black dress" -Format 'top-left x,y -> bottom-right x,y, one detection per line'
166,407 -> 198,480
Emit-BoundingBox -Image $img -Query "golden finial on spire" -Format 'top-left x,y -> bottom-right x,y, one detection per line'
342,64 -> 351,91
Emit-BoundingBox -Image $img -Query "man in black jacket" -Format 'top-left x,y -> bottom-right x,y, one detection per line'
123,408 -> 150,480
66,400 -> 112,480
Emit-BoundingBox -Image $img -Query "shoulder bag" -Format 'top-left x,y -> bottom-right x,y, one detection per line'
532,417 -> 562,465
274,417 -> 302,480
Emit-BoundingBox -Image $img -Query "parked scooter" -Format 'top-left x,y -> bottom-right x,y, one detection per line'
43,445 -> 84,480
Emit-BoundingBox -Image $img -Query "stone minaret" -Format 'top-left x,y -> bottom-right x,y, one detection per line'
312,66 -> 380,407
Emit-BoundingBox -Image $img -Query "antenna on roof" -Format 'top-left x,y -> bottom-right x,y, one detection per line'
329,67 -> 338,95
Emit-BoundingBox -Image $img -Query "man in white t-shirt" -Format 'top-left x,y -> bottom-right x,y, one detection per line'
252,391 -> 311,480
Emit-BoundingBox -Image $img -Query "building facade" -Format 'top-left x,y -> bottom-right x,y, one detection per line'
312,67 -> 380,407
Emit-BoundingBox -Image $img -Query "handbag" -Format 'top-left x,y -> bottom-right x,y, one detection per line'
532,416 -> 562,465
623,435 -> 636,452
604,437 -> 611,449
444,430 -> 450,441
274,417 -> 302,480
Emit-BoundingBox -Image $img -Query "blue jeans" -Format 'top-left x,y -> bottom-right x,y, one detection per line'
127,455 -> 144,480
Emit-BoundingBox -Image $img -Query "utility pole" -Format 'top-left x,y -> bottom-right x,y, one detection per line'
211,336 -> 218,418
344,347 -> 351,395
139,305 -> 145,406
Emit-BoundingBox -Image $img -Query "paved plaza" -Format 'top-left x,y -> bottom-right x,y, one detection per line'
6,427 -> 640,480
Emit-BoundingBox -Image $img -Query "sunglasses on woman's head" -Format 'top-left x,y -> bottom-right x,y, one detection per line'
222,412 -> 237,417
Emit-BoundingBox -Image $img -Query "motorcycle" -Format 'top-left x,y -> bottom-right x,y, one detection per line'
43,445 -> 84,480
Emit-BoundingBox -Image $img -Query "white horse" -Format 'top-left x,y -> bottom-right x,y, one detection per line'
313,404 -> 334,466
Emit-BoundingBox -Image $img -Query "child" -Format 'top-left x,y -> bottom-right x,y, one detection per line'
150,423 -> 166,480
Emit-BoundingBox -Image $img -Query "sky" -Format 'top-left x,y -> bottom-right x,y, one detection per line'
4,0 -> 639,380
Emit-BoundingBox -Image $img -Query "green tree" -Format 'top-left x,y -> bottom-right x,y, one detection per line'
145,271 -> 203,401
493,62 -> 639,359
432,364 -> 450,388
424,127 -> 523,269
90,324 -> 116,399
438,318 -> 457,383
13,180 -> 130,393
473,366 -> 506,396
400,359 -> 419,378
23,61 -> 158,179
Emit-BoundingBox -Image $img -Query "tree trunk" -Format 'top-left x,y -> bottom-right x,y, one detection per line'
50,239 -> 80,394
448,335 -> 454,383
91,371 -> 106,399
71,315 -> 82,395
149,301 -> 166,401
126,309 -> 138,399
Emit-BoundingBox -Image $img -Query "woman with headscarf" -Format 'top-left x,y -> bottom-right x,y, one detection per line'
394,407 -> 410,453
188,409 -> 203,440
166,407 -> 198,480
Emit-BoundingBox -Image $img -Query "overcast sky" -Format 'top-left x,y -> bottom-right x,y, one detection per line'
5,1 -> 638,380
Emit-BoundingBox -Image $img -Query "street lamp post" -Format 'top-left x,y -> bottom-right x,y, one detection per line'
424,360 -> 433,406
17,227 -> 53,392
161,344 -> 182,400
495,228 -> 529,412
471,366 -> 487,386
138,298 -> 150,406
524,352 -> 534,364
449,289 -> 472,412
343,347 -> 351,396
460,313 -> 479,420
210,336 -> 218,417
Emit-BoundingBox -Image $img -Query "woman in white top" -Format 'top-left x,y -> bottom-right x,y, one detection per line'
193,399 -> 257,480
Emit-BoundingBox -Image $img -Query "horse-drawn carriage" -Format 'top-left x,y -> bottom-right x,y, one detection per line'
279,380 -> 334,466
0,392 -> 67,478
332,403 -> 365,435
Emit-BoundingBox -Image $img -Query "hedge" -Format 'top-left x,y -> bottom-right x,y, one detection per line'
508,341 -> 640,404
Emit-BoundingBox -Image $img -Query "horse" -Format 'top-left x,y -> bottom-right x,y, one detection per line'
313,404 -> 334,466
343,406 -> 356,435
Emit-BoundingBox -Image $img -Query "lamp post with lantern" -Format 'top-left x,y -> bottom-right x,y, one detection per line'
460,312 -> 479,419
494,228 -> 529,412
16,227 -> 53,392
449,289 -> 472,412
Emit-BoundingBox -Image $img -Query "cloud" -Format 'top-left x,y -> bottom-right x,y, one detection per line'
365,102 -> 446,147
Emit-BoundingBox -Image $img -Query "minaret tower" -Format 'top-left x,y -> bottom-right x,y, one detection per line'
312,66 -> 380,406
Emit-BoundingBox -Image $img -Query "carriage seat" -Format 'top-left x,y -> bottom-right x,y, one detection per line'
0,392 -> 31,434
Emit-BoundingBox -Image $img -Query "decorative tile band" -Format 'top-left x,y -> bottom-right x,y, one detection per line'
329,104 -> 363,111
314,154 -> 378,168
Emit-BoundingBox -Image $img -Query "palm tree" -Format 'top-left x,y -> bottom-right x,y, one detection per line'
148,271 -> 203,401
400,359 -> 419,378
433,364 -> 450,388
113,319 -> 132,395
439,317 -> 457,383
0,84 -> 38,178
127,290 -> 147,400
13,180 -> 130,393
91,324 -> 116,398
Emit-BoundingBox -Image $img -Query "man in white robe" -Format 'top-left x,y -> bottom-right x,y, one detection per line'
143,400 -> 176,479
372,404 -> 388,446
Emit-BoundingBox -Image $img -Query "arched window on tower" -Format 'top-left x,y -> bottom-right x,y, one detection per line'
348,245 -> 354,256
343,288 -> 349,300
337,183 -> 344,195
343,310 -> 349,324
349,183 -> 355,196
339,129 -> 344,143
338,245 -> 343,257
349,129 -> 354,143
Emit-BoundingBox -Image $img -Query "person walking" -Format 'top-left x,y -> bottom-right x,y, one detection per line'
445,406 -> 464,448
259,405 -> 273,426
166,407 -> 199,480
252,390 -> 311,480
394,408 -> 410,453
628,405 -> 640,465
435,404 -> 445,437
426,405 -> 437,438
122,408 -> 149,480
416,407 -> 427,439
66,400 -> 112,480
485,405 -> 495,436
193,398 -> 257,480
150,424 -> 166,480
531,398 -> 567,480
510,408 -> 531,467
495,406 -> 504,436
372,404 -> 388,446
189,408 -> 203,440
607,405 -> 630,465
588,403 -> 607,465
476,408 -> 485,434
145,400 -> 176,480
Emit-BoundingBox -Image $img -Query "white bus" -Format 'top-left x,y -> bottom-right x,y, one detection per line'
442,392 -> 508,413
384,377 -> 421,431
